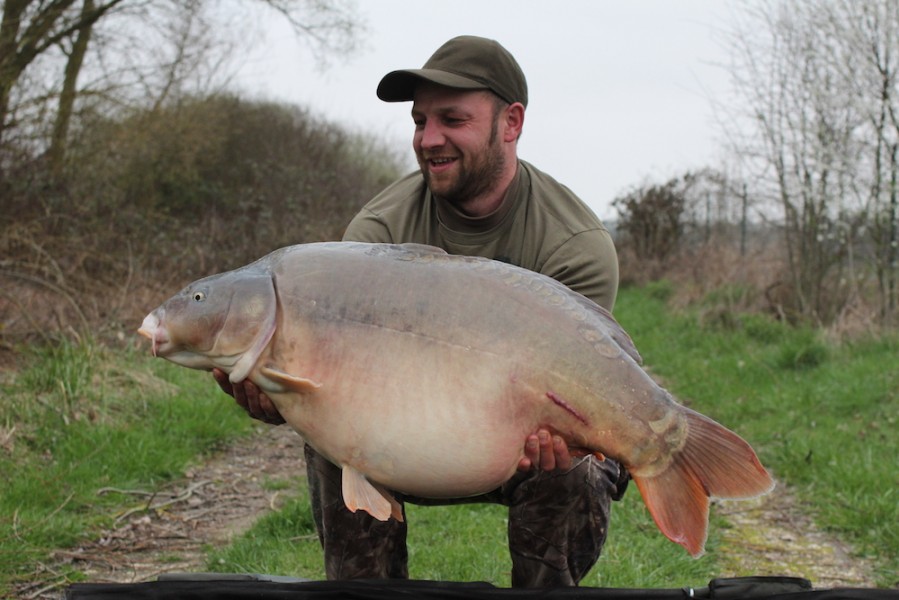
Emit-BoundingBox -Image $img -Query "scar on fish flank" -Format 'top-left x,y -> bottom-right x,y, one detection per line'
547,391 -> 589,426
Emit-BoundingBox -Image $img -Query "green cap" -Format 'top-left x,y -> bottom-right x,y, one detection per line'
377,35 -> 528,107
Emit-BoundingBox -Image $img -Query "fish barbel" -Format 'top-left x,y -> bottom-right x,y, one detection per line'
138,242 -> 773,556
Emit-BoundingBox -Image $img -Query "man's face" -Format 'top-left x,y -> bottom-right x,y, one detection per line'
411,83 -> 505,205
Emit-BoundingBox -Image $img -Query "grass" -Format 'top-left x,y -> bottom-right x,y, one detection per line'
0,339 -> 255,594
207,488 -> 324,578
2,285 -> 896,592
207,486 -> 723,588
612,284 -> 898,588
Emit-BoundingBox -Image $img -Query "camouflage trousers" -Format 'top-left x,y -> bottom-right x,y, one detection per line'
304,444 -> 628,588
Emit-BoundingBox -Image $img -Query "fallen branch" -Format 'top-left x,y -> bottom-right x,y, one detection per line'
110,480 -> 213,524
97,486 -> 156,498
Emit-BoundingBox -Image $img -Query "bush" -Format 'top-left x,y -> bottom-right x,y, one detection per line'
740,313 -> 789,344
0,94 -> 407,346
643,279 -> 675,302
774,330 -> 829,370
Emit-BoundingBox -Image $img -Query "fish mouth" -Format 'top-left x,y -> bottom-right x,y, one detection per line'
138,312 -> 169,357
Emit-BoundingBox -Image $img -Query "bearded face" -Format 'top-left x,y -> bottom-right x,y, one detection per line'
411,85 -> 509,208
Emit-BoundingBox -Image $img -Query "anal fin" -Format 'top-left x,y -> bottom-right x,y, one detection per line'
341,465 -> 404,522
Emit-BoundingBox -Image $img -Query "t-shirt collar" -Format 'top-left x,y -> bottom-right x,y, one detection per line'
432,162 -> 523,234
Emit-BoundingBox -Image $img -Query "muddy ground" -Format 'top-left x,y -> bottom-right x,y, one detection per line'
13,425 -> 878,599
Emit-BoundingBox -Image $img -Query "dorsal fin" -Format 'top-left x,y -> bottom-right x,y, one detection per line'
398,243 -> 448,255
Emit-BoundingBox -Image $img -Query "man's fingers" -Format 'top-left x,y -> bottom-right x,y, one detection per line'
525,434 -> 539,462
243,381 -> 286,425
538,430 -> 555,471
553,435 -> 572,471
258,394 -> 286,425
212,368 -> 233,396
231,379 -> 250,411
518,433 -> 540,472
243,380 -> 261,414
214,371 -> 285,425
519,430 -> 576,473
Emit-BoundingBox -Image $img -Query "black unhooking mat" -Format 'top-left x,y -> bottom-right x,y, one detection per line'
64,575 -> 899,600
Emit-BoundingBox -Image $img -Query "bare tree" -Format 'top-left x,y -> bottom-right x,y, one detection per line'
613,176 -> 687,263
0,0 -> 364,176
0,0 -> 125,150
832,0 -> 899,322
47,0 -> 97,175
256,0 -> 363,67
721,1 -> 894,323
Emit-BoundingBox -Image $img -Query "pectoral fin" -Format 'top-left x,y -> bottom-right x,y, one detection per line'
341,465 -> 404,522
259,366 -> 322,394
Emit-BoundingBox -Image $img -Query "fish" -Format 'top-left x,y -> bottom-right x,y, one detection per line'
138,241 -> 773,557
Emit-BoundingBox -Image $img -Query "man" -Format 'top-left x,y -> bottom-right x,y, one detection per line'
216,35 -> 627,587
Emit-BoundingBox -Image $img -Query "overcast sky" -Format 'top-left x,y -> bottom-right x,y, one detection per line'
233,1 -> 739,221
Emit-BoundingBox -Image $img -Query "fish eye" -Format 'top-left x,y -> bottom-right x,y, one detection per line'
193,291 -> 206,302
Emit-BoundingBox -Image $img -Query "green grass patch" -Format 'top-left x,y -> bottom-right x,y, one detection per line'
614,286 -> 898,588
208,484 -> 722,588
404,496 -> 720,587
208,487 -> 323,578
585,495 -> 723,588
0,340 -> 254,594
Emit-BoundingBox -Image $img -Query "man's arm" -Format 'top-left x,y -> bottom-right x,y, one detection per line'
342,207 -> 393,243
541,228 -> 619,312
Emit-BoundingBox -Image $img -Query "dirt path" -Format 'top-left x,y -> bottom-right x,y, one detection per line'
14,426 -> 877,598
715,485 -> 876,588
14,426 -> 306,600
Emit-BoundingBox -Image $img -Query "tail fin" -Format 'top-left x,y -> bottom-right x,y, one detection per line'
632,408 -> 774,557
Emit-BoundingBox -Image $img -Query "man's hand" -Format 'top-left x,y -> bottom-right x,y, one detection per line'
212,368 -> 286,425
518,429 -> 572,472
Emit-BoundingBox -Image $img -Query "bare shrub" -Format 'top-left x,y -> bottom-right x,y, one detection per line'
619,230 -> 797,324
617,224 -> 890,339
0,95 -> 405,349
613,178 -> 685,265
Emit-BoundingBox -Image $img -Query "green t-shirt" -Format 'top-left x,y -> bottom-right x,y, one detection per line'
343,160 -> 619,311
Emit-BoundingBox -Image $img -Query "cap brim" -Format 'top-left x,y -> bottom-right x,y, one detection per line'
377,68 -> 488,102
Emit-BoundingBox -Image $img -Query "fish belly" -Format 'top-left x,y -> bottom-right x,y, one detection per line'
269,323 -> 542,498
